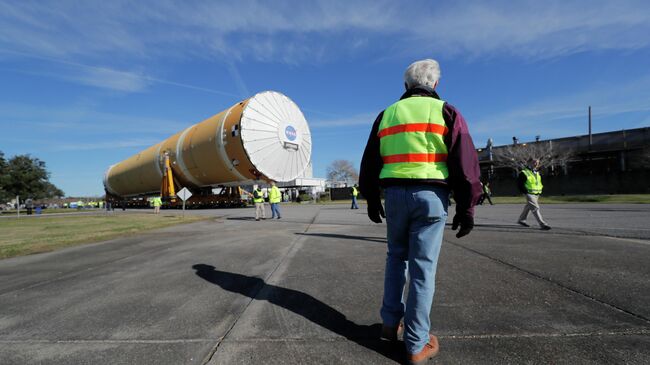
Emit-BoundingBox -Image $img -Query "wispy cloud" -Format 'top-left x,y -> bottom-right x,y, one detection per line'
470,74 -> 650,143
1,0 -> 649,66
69,67 -> 149,92
310,112 -> 379,128
52,138 -> 161,151
226,60 -> 250,98
0,102 -> 186,135
0,48 -> 240,95
412,1 -> 650,60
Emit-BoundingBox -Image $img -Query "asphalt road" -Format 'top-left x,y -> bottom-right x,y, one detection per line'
0,203 -> 648,364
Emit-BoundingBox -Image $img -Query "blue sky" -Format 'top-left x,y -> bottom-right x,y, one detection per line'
1,0 -> 649,196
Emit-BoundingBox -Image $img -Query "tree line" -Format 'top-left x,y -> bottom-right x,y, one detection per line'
0,151 -> 64,203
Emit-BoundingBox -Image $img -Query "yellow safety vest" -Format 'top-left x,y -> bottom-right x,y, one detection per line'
253,189 -> 264,203
523,168 -> 543,194
378,97 -> 449,180
269,186 -> 281,203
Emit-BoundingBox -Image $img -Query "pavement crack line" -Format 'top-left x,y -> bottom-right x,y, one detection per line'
445,239 -> 650,325
210,328 -> 650,343
200,208 -> 321,365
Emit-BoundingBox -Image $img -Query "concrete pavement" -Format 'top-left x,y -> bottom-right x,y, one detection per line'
0,203 -> 649,364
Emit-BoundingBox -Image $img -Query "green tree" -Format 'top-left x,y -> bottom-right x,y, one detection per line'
0,152 -> 65,201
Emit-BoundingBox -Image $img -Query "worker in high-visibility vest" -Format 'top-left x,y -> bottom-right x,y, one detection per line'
350,184 -> 359,209
359,59 -> 481,363
517,159 -> 551,230
269,181 -> 282,219
152,196 -> 162,214
252,186 -> 266,221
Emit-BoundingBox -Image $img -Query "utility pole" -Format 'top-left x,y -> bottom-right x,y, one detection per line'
16,195 -> 19,218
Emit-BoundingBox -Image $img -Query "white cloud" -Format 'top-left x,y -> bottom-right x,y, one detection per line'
1,0 -> 649,66
70,67 -> 149,92
419,1 -> 650,60
0,102 -> 187,135
52,139 -> 161,151
310,112 -> 379,128
469,74 -> 650,144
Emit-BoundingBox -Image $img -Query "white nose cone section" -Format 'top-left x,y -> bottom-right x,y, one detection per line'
240,91 -> 312,182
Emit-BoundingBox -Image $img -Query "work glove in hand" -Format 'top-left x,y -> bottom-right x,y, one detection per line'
451,214 -> 474,238
367,200 -> 385,224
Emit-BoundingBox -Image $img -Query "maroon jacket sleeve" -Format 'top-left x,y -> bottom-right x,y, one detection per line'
444,103 -> 483,219
358,112 -> 384,205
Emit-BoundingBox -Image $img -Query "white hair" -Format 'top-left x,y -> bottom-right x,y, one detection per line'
404,59 -> 441,90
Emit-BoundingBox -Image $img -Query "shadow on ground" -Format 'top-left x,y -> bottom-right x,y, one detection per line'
192,264 -> 405,363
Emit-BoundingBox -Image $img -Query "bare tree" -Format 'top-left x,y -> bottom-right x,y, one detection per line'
326,160 -> 359,184
493,142 -> 573,173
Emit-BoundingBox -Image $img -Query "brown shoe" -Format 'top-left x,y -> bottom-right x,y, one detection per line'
406,334 -> 439,365
380,322 -> 404,341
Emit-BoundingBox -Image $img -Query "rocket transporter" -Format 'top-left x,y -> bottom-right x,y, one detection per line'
103,91 -> 312,207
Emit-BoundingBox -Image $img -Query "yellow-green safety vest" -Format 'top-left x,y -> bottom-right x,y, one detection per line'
352,187 -> 358,197
378,96 -> 449,180
522,168 -> 543,194
253,189 -> 264,203
269,186 -> 281,204
153,197 -> 162,207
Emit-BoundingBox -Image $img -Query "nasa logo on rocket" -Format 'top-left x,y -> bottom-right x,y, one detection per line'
285,126 -> 297,141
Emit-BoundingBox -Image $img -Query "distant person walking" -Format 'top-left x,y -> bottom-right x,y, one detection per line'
360,59 -> 481,364
517,159 -> 551,230
152,196 -> 162,214
253,186 -> 266,221
477,181 -> 493,205
351,184 -> 360,209
269,182 -> 282,219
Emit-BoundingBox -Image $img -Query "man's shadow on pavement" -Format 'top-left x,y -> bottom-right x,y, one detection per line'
192,264 -> 404,363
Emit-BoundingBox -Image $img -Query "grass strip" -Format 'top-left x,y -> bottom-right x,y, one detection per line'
489,194 -> 650,204
0,213 -> 209,259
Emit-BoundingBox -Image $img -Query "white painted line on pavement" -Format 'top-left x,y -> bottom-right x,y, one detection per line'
601,236 -> 650,245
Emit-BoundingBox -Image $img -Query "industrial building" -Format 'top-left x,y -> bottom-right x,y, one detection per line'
478,127 -> 650,196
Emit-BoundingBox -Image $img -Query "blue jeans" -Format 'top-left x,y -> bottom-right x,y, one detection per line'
380,185 -> 449,354
351,196 -> 359,209
270,203 -> 281,218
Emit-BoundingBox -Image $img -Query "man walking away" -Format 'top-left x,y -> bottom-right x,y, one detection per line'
253,186 -> 266,221
477,181 -> 493,205
517,159 -> 551,230
359,59 -> 482,364
269,181 -> 282,219
351,184 -> 360,209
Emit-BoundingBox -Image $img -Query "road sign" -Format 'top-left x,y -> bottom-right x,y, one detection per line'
177,187 -> 192,202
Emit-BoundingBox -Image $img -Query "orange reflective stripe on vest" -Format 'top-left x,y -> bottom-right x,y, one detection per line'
382,153 -> 448,164
378,123 -> 448,139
